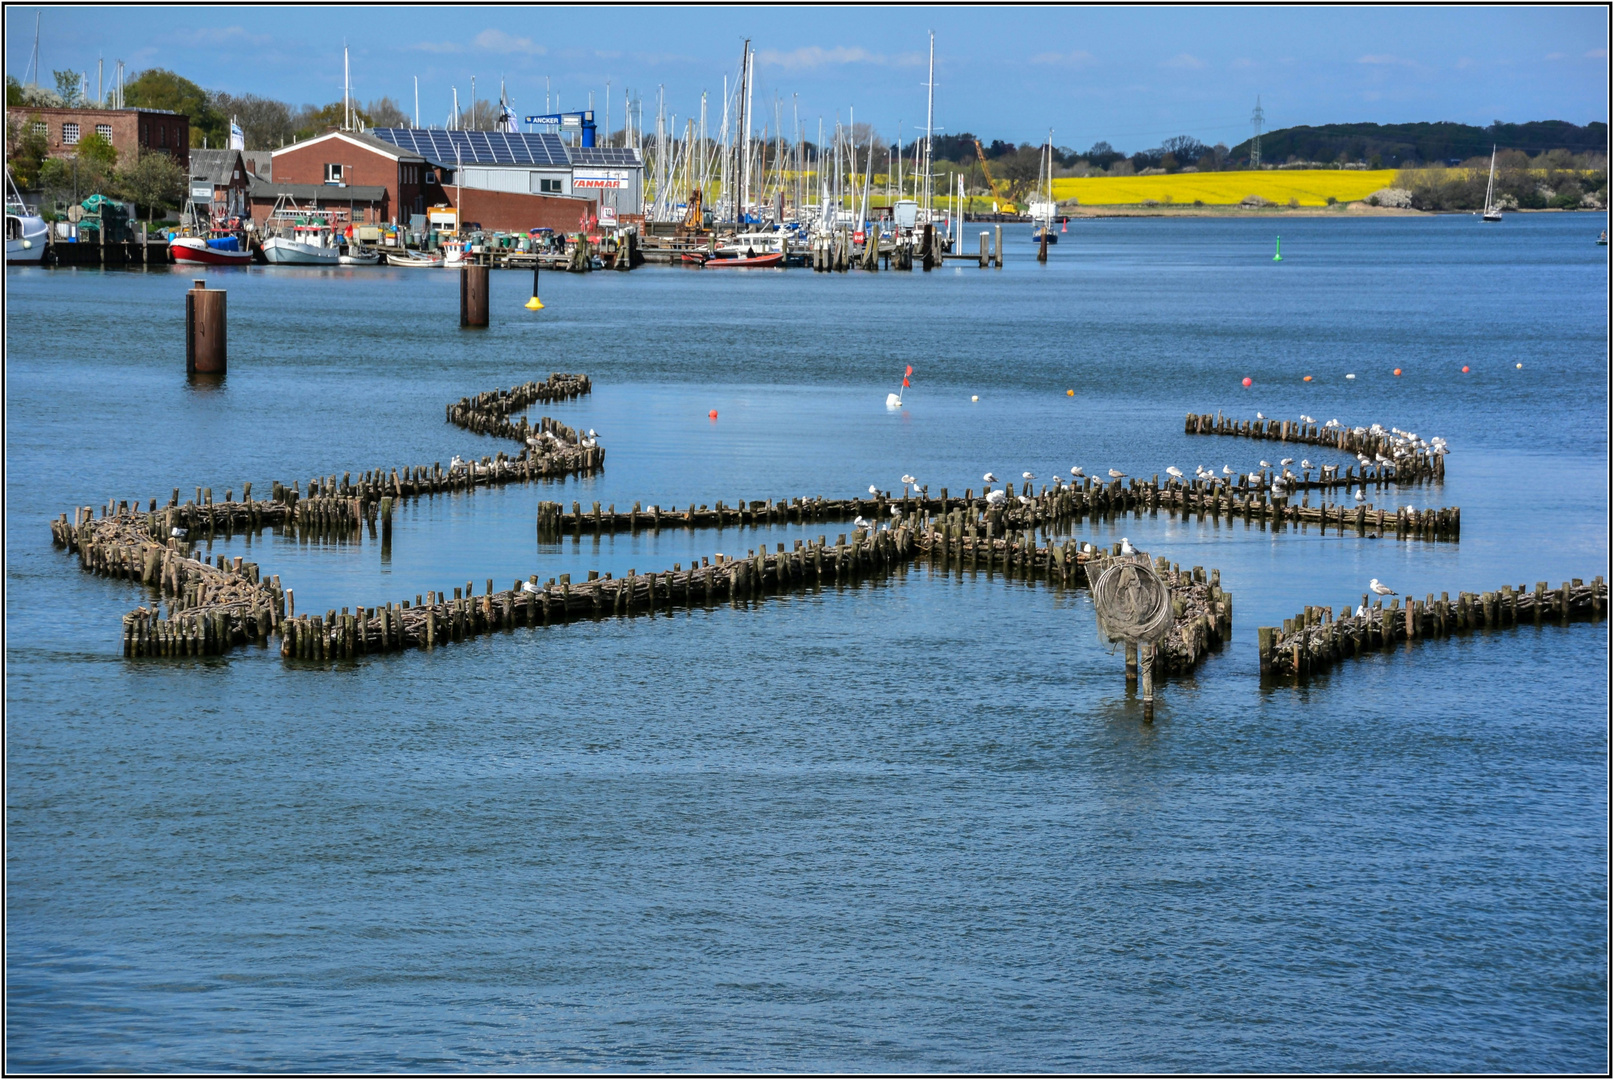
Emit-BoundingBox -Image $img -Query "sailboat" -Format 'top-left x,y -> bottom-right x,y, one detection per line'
1028,135 -> 1058,244
1481,146 -> 1502,222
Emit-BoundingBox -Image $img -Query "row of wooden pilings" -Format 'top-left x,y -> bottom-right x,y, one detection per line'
1185,411 -> 1447,481
1258,577 -> 1607,678
539,471 -> 1460,544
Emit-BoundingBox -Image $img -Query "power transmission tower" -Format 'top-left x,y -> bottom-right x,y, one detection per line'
1251,95 -> 1264,169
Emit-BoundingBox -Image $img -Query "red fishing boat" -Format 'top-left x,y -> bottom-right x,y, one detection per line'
700,251 -> 784,268
170,235 -> 253,266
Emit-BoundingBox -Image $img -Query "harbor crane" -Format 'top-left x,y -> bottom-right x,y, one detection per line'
974,139 -> 1016,213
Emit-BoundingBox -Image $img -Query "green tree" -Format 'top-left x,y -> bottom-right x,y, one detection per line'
124,68 -> 225,147
6,114 -> 50,188
293,101 -> 371,142
53,69 -> 84,107
6,74 -> 24,107
365,95 -> 407,128
118,149 -> 185,221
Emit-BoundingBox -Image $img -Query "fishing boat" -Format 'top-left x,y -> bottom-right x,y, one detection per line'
385,248 -> 445,268
170,234 -> 253,266
5,168 -> 48,264
1481,146 -> 1503,222
1597,230 -> 1608,246
700,251 -> 784,268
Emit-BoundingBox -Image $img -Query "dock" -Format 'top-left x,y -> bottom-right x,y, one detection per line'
1259,577 -> 1607,678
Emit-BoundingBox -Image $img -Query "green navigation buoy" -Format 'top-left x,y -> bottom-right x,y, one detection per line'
1273,235 -> 1283,262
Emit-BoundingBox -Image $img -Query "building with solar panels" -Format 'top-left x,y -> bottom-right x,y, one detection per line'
266,128 -> 644,236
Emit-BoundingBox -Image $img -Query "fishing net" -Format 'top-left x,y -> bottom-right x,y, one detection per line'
1091,555 -> 1174,645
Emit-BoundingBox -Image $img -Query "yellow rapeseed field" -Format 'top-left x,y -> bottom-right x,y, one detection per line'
1050,169 -> 1400,207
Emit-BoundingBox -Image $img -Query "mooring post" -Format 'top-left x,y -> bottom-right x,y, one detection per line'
460,264 -> 489,327
1125,639 -> 1138,683
185,279 -> 226,374
978,230 -> 989,268
994,224 -> 1003,268
1140,643 -> 1155,721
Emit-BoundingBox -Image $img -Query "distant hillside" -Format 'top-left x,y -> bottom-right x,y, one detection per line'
1229,121 -> 1607,167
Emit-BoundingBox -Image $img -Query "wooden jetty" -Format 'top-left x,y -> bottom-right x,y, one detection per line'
1185,411 -> 1447,482
1258,577 -> 1607,678
539,468 -> 1461,544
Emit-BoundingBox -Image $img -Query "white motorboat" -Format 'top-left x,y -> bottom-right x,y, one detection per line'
262,222 -> 343,265
338,246 -> 381,266
385,249 -> 446,268
5,169 -> 48,264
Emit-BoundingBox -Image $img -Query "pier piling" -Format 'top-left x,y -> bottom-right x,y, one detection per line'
185,280 -> 226,374
460,265 -> 490,327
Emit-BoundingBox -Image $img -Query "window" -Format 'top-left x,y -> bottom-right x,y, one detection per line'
325,163 -> 343,183
32,121 -> 47,136
157,125 -> 166,148
95,123 -> 112,140
62,122 -> 79,145
534,176 -> 562,195
423,169 -> 436,184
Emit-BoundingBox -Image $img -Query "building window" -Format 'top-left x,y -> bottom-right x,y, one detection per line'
325,163 -> 343,183
62,122 -> 79,145
32,121 -> 47,136
157,125 -> 166,148
535,177 -> 562,194
95,123 -> 112,140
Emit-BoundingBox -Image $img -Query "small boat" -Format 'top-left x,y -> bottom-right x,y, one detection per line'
385,249 -> 446,268
1481,146 -> 1502,222
1598,230 -> 1608,246
171,234 -> 253,266
338,246 -> 381,266
5,168 -> 48,264
262,221 -> 343,265
680,251 -> 709,265
700,251 -> 784,268
1028,134 -> 1059,243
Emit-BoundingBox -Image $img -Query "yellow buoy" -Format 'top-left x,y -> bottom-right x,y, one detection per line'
524,296 -> 544,310
1066,389 -> 1074,396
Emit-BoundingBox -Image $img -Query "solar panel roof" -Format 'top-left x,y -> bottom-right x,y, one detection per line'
568,146 -> 644,167
370,128 -> 571,168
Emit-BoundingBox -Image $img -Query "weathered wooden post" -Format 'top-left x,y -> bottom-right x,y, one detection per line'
185,279 -> 226,374
921,223 -> 935,271
978,230 -> 989,268
1037,227 -> 1049,264
460,264 -> 489,327
993,224 -> 1003,268
1091,549 -> 1172,722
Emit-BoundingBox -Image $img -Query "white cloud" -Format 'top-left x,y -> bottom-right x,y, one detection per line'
1544,52 -> 1567,61
1161,53 -> 1206,70
472,28 -> 545,55
1356,53 -> 1402,65
1587,48 -> 1609,59
755,45 -> 921,70
1031,50 -> 1096,67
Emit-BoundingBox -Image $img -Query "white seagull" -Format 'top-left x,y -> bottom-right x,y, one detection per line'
1022,471 -> 1035,480
1369,578 -> 1398,596
1353,487 -> 1365,502
521,580 -> 542,594
890,505 -> 902,516
985,489 -> 1007,506
1222,465 -> 1235,476
854,516 -> 872,529
1166,466 -> 1184,479
170,526 -> 186,538
901,474 -> 917,485
1108,469 -> 1126,479
869,484 -> 880,495
1300,459 -> 1313,470
1017,495 -> 1033,506
1355,604 -> 1367,618
1280,457 -> 1294,466
450,455 -> 465,471
1256,412 -> 1266,420
1070,466 -> 1084,477
983,472 -> 998,483
1119,537 -> 1138,556
1259,460 -> 1271,469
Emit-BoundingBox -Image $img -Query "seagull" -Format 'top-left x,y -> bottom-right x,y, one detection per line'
1353,487 -> 1365,503
1259,460 -> 1271,469
983,472 -> 998,483
1247,472 -> 1263,484
1256,412 -> 1266,420
1222,465 -> 1235,476
1355,604 -> 1367,618
1022,471 -> 1035,480
1280,457 -> 1294,466
901,474 -> 917,485
890,505 -> 902,516
1119,537 -> 1138,556
1049,475 -> 1063,484
1107,469 -> 1126,479
985,489 -> 1007,506
1017,495 -> 1033,506
1069,466 -> 1084,477
868,484 -> 879,495
450,455 -> 465,471
521,580 -> 542,594
854,516 -> 872,529
1166,466 -> 1184,479
1369,578 -> 1398,596
586,428 -> 598,439
1300,459 -> 1313,470
170,526 -> 186,538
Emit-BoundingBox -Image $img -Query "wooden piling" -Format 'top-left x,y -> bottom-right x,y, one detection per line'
460,264 -> 489,327
185,279 -> 226,374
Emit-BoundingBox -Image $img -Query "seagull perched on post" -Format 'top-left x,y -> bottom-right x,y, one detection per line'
1280,457 -> 1294,466
901,474 -> 917,486
450,455 -> 465,472
1222,465 -> 1235,476
1119,537 -> 1138,556
1353,487 -> 1365,503
521,579 -> 542,594
1369,578 -> 1398,596
1017,494 -> 1033,506
869,485 -> 879,496
1256,412 -> 1266,420
985,489 -> 1007,506
1069,466 -> 1084,477
1108,468 -> 1126,479
1166,466 -> 1184,480
854,516 -> 872,529
983,472 -> 998,483
170,526 -> 186,539
1022,471 -> 1035,480
1300,459 -> 1313,470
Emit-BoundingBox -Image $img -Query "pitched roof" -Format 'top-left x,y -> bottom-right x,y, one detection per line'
271,129 -> 426,162
188,149 -> 247,186
247,178 -> 390,203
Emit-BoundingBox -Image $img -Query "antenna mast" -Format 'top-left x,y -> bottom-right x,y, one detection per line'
1251,95 -> 1264,169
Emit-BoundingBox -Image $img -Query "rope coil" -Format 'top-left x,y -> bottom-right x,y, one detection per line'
1091,555 -> 1174,644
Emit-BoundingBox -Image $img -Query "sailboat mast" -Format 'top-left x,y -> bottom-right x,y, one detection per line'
924,31 -> 934,217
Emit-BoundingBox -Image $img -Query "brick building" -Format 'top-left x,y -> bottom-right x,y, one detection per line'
270,128 -> 599,232
5,106 -> 189,170
187,149 -> 251,223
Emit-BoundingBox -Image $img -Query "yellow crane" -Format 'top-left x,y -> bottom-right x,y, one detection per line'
974,139 -> 1016,213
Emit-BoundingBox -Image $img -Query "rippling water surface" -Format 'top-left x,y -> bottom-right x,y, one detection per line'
6,215 -> 1608,1071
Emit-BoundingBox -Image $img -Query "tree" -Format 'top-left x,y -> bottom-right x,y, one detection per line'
77,131 -> 120,172
366,95 -> 407,128
6,114 -> 50,188
53,69 -> 85,107
118,149 -> 185,221
6,74 -> 23,107
125,68 -> 225,147
211,91 -> 296,148
292,101 -> 372,142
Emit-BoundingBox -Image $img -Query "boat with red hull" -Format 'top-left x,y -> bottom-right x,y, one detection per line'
171,236 -> 253,266
699,251 -> 784,268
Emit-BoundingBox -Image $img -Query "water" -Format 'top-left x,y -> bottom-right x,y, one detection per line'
6,215 -> 1608,1071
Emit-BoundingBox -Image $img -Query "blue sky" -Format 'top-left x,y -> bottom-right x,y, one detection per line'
6,5 -> 1607,151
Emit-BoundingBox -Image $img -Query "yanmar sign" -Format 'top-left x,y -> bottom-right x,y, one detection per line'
573,169 -> 629,190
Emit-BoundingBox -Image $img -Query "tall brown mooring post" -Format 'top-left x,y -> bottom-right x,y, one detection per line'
185,279 -> 226,374
460,264 -> 489,327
